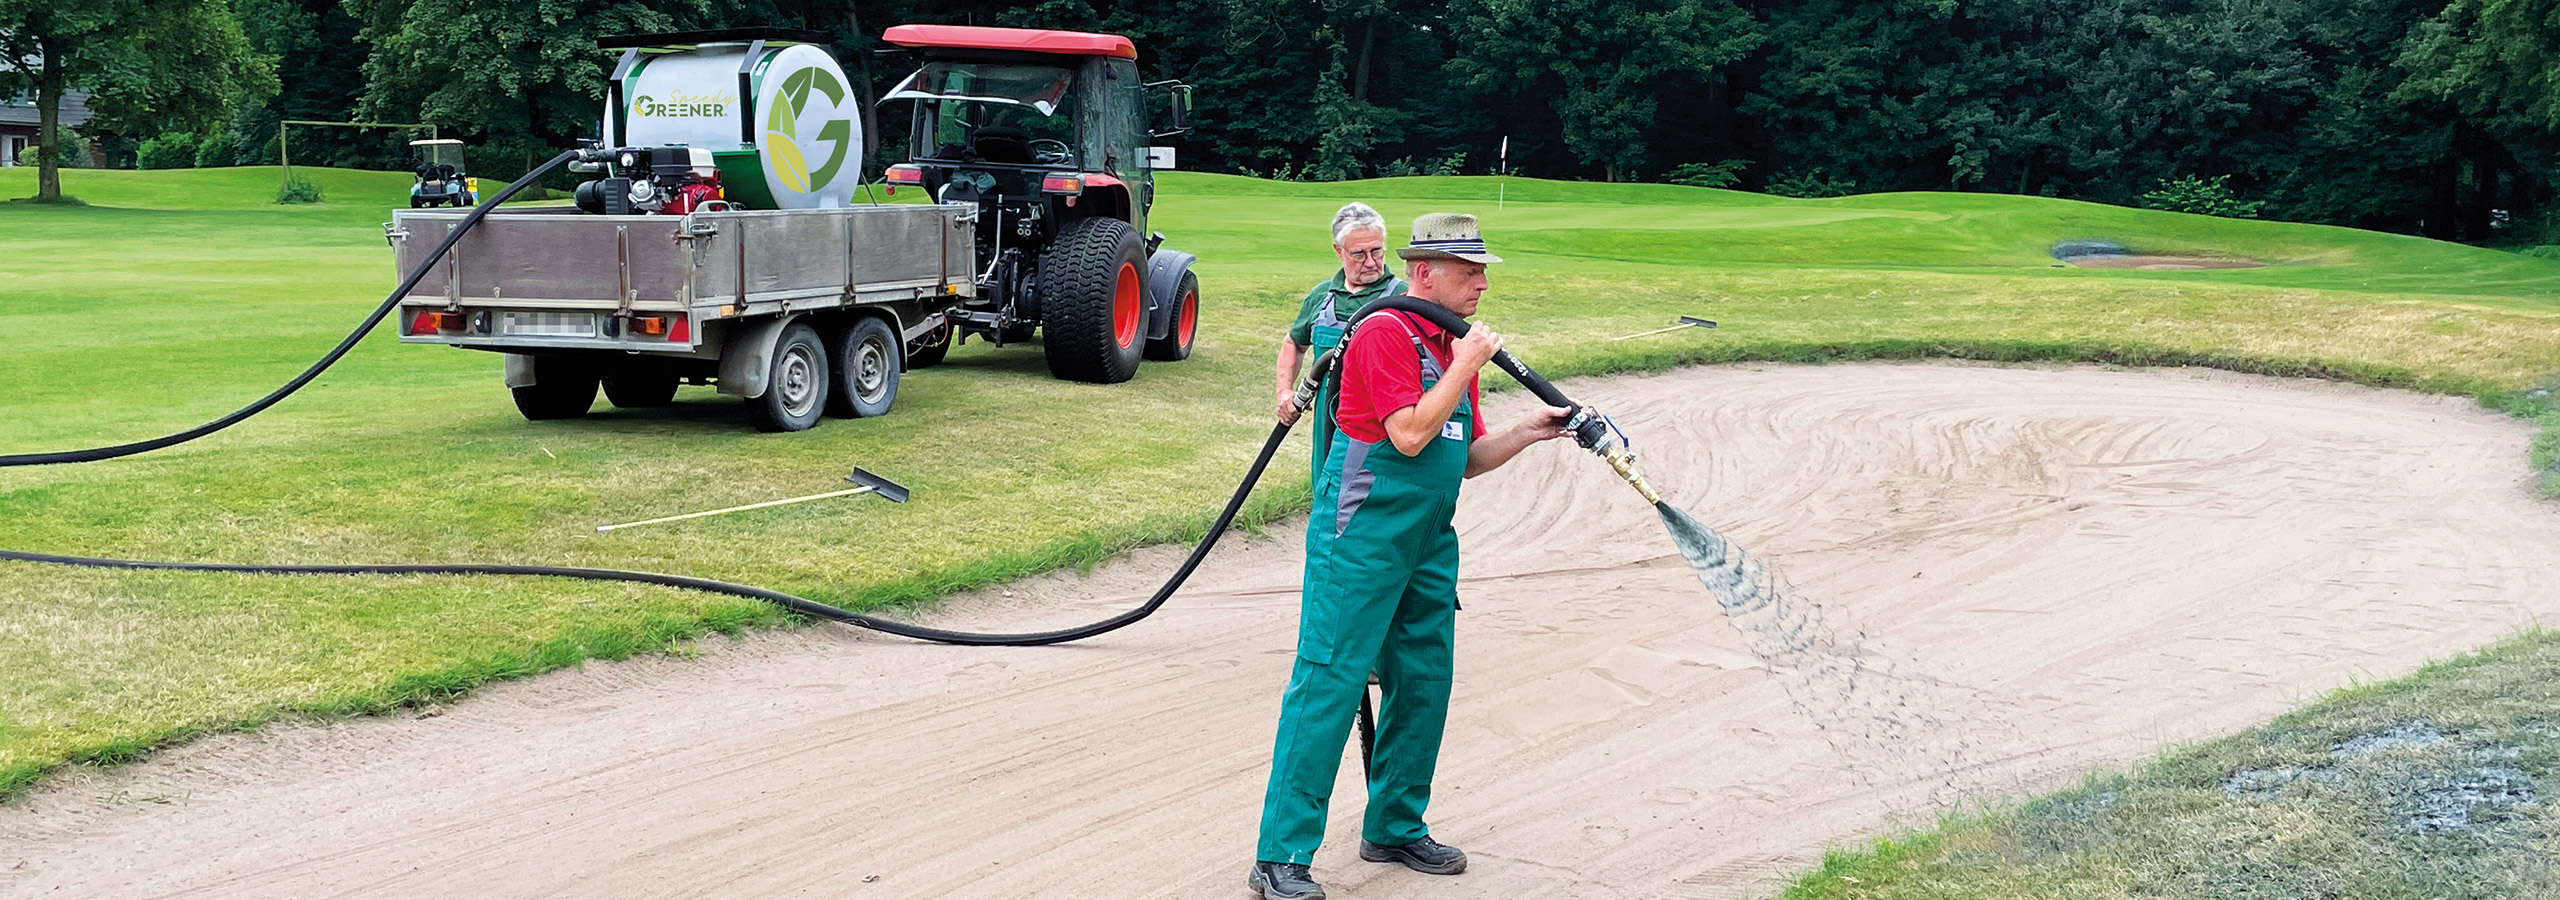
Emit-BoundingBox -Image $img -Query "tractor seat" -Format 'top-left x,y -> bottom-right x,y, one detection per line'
970,126 -> 1033,164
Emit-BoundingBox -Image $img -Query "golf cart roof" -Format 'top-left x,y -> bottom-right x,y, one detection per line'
882,24 -> 1136,60
409,139 -> 463,147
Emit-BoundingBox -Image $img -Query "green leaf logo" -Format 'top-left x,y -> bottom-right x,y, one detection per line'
764,65 -> 855,194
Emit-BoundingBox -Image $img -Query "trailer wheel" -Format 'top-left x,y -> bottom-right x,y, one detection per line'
603,373 -> 680,408
824,317 -> 900,418
1038,217 -> 1146,384
1143,269 -> 1200,362
905,321 -> 952,369
746,321 -> 828,432
512,356 -> 599,420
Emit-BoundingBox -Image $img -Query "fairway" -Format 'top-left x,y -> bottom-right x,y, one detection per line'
2,161 -> 2558,815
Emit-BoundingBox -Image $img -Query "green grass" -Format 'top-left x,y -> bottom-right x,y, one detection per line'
2,165 -> 2558,802
1770,629 -> 2560,900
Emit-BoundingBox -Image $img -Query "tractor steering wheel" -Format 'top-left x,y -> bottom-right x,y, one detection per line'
1029,139 -> 1074,165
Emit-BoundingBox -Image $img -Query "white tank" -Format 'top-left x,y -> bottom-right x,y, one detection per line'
606,41 -> 863,209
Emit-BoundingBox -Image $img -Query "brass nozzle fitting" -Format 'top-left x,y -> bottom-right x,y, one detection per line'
1601,445 -> 1663,505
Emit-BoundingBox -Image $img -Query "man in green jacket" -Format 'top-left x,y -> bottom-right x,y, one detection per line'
1277,203 -> 1409,478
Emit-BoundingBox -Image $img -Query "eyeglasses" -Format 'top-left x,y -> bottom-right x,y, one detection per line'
1342,248 -> 1386,261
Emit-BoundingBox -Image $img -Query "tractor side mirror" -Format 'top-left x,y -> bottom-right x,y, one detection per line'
1161,83 -> 1194,134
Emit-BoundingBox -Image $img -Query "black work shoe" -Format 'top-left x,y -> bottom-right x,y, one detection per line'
1359,836 -> 1468,875
1248,861 -> 1326,900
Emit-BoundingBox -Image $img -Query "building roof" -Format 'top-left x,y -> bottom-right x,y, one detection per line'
0,90 -> 93,128
882,24 -> 1136,60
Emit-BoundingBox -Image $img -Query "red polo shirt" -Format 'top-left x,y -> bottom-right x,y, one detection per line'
1334,308 -> 1485,447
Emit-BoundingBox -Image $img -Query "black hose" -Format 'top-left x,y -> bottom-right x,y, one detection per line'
0,418 -> 1294,646
0,150 -> 582,468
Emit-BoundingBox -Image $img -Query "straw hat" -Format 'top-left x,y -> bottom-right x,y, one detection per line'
1396,212 -> 1503,264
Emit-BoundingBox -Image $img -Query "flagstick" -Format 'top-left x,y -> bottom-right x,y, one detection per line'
1497,134 -> 1509,210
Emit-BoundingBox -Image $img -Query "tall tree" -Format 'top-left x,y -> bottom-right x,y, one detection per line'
346,0 -> 703,179
0,0 -> 276,200
1445,0 -> 1760,181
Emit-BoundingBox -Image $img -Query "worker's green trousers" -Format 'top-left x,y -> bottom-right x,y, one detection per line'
1258,356 -> 1470,866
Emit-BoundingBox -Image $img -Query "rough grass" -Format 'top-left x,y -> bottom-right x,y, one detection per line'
1772,630 -> 2560,900
2,166 -> 2557,800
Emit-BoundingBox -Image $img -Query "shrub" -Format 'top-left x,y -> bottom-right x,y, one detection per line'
137,133 -> 200,170
1766,169 -> 1857,198
1430,152 -> 1467,177
2139,174 -> 2265,219
1663,159 -> 1750,189
275,173 -> 324,204
193,131 -> 240,168
1376,156 -> 1419,178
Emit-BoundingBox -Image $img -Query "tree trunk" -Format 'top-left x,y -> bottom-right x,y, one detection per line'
1352,16 -> 1377,104
841,2 -> 878,163
36,38 -> 62,202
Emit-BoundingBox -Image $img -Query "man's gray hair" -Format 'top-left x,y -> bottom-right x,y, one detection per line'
1331,202 -> 1386,244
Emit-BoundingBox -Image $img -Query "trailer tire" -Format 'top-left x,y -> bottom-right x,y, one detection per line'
512,356 -> 600,420
603,373 -> 680,408
746,321 -> 828,432
824,317 -> 900,419
1143,269 -> 1200,362
1039,217 -> 1146,384
906,321 -> 952,369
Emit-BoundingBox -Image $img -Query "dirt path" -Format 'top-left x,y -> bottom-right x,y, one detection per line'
6,363 -> 2557,900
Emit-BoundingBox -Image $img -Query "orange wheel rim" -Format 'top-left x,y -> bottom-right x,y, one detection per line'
1113,262 -> 1141,348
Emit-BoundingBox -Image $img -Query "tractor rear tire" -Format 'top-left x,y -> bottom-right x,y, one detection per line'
1038,217 -> 1146,384
905,321 -> 952,369
745,321 -> 829,432
823,316 -> 900,418
512,355 -> 600,420
1143,269 -> 1200,362
602,372 -> 680,408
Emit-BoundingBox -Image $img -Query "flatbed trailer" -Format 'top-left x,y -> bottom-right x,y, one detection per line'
389,202 -> 977,431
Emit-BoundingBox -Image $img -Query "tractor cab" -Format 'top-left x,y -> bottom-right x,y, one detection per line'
408,139 -> 474,208
877,25 -> 1197,380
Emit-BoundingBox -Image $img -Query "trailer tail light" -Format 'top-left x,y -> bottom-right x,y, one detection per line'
632,315 -> 668,337
1041,174 -> 1084,195
408,310 -> 465,334
885,165 -> 925,186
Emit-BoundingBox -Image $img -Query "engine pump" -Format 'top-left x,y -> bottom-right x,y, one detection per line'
574,146 -> 724,215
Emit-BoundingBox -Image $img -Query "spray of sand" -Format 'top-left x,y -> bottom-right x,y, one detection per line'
1655,501 -> 2015,808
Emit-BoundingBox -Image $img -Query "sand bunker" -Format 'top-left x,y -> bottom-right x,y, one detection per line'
6,363 -> 2558,900
2052,240 -> 2265,269
2065,254 -> 2264,269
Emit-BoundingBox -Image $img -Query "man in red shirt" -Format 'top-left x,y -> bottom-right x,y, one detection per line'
1252,214 -> 1572,900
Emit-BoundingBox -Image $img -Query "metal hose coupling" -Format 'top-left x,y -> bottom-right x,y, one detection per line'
1566,406 -> 1663,505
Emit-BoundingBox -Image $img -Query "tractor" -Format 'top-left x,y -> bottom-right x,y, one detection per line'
879,25 -> 1200,383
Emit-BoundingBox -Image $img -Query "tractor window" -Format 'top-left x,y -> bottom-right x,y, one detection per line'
889,62 -> 1079,166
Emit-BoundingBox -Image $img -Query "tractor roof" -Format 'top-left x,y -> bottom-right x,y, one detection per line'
882,24 -> 1136,60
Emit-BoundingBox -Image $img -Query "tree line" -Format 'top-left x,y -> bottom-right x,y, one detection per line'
6,0 -> 2554,242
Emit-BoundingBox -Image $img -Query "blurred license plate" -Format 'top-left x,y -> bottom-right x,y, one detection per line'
502,312 -> 595,337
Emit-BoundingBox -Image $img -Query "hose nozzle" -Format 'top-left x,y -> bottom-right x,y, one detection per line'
1600,443 -> 1663,505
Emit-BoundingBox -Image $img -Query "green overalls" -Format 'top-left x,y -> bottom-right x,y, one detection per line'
1291,274 -> 1407,484
1258,310 -> 1470,866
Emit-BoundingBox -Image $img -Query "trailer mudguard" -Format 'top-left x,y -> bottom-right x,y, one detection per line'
716,314 -> 800,399
1142,249 -> 1197,341
503,353 -> 538,388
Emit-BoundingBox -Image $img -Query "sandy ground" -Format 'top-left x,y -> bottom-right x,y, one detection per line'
6,362 -> 2558,900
